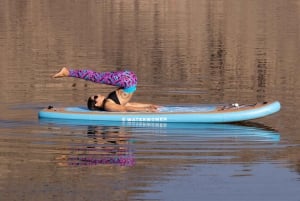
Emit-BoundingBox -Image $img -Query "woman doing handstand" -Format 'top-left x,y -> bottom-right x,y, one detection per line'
53,67 -> 158,112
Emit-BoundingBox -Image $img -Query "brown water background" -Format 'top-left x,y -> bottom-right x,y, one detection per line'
0,0 -> 300,200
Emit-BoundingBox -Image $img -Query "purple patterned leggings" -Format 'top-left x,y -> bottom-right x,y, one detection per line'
69,69 -> 137,92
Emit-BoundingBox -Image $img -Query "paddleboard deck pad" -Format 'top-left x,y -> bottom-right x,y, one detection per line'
38,101 -> 280,123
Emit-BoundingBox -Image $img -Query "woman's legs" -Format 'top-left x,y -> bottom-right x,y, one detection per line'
54,67 -> 137,90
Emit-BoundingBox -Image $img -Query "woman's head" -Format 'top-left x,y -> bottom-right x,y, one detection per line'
87,95 -> 105,110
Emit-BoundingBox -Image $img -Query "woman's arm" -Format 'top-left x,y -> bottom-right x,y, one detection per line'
104,100 -> 158,112
125,102 -> 159,109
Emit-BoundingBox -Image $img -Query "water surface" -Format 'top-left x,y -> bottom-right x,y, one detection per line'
0,1 -> 300,200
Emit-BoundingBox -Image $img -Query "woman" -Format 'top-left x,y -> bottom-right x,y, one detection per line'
53,67 -> 158,112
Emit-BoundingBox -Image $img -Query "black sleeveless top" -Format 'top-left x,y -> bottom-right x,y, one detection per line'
99,91 -> 120,110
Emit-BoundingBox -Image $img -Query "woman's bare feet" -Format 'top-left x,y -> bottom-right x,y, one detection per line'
53,67 -> 70,78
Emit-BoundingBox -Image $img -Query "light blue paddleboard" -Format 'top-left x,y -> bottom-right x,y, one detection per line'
38,101 -> 281,123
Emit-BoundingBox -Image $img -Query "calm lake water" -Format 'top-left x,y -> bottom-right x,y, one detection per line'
1,0 -> 300,200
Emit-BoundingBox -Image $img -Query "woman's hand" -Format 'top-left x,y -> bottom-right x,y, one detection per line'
146,104 -> 160,112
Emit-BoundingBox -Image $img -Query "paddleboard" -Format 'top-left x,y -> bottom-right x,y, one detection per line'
38,101 -> 281,123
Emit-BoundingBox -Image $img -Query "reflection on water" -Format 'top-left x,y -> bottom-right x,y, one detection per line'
56,125 -> 135,167
1,0 -> 300,200
40,119 -> 281,167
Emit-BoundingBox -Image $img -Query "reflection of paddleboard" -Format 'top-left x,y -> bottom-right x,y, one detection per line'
39,101 -> 281,123
39,119 -> 280,142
